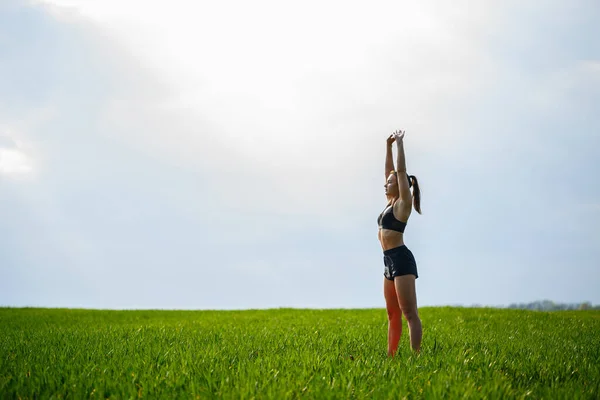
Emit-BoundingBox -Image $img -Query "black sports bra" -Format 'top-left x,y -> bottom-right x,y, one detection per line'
377,204 -> 407,233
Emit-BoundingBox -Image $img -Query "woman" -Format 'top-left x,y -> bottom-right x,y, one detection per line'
377,129 -> 422,356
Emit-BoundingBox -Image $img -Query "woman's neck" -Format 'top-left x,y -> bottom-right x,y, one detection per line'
386,195 -> 398,205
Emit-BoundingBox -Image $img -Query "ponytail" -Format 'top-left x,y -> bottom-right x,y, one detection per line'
408,175 -> 421,214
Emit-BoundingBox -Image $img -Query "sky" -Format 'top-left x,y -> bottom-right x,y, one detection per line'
1,0 -> 599,310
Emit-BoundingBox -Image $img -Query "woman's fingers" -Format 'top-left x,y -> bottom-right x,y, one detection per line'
392,129 -> 405,139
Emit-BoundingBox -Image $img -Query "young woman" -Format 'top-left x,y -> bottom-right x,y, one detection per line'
377,129 -> 422,356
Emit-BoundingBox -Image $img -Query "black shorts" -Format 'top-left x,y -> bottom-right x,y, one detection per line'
383,245 -> 418,280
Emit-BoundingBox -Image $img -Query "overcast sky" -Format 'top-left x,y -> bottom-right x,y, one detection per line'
1,0 -> 599,309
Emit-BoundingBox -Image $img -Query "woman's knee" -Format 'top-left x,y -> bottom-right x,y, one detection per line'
386,306 -> 402,321
400,306 -> 419,322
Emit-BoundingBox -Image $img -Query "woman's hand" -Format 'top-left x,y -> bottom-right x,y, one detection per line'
392,129 -> 405,141
386,134 -> 396,146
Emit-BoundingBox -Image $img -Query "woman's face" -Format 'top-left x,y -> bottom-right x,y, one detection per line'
384,173 -> 398,196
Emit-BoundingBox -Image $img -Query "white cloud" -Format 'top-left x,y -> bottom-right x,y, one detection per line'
0,147 -> 32,176
0,105 -> 57,180
0,131 -> 36,178
33,0 -> 507,219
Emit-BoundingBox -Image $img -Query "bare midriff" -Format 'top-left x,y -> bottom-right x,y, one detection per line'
378,229 -> 405,251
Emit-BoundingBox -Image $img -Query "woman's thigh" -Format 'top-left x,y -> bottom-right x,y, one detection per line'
393,274 -> 418,311
384,278 -> 401,316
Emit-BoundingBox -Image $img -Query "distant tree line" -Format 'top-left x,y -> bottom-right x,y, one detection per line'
506,300 -> 600,311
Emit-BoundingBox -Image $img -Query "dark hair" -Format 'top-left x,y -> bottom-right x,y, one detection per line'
408,175 -> 422,214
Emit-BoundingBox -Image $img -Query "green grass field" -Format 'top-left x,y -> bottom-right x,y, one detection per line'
1,307 -> 598,399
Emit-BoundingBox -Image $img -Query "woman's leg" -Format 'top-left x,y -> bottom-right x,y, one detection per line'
394,275 -> 422,352
384,277 -> 402,356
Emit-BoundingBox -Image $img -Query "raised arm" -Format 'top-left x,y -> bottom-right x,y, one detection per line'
385,134 -> 395,179
393,130 -> 412,203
